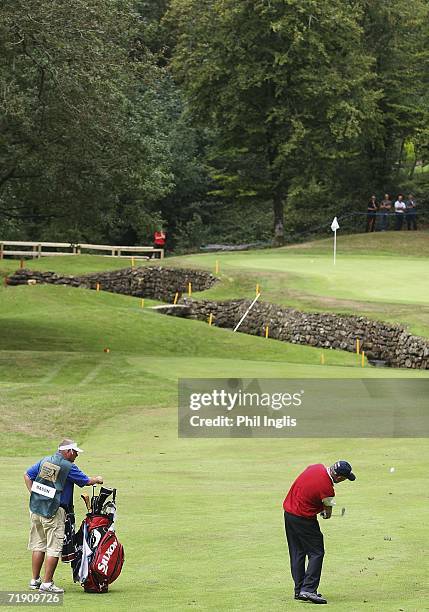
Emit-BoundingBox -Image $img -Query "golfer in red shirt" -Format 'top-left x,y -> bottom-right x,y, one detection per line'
283,461 -> 356,604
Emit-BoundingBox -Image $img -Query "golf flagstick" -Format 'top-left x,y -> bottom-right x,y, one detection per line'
331,216 -> 340,265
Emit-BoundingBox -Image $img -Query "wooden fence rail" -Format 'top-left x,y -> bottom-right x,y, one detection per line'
0,241 -> 163,259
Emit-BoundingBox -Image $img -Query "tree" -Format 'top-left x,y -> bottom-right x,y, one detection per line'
357,0 -> 429,185
0,0 -> 173,240
168,0 -> 378,244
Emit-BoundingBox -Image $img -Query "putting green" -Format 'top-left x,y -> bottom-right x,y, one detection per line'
229,254 -> 428,304
174,250 -> 429,305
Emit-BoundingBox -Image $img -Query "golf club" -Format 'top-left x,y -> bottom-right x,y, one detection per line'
95,487 -> 113,513
81,493 -> 91,511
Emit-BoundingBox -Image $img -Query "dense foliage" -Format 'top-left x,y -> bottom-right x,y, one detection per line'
1,0 -> 428,247
0,0 -> 175,243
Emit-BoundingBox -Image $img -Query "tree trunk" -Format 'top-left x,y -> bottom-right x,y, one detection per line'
272,193 -> 284,247
408,150 -> 417,178
395,137 -> 405,179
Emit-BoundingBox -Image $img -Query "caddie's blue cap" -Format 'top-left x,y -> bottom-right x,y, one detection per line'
333,460 -> 356,481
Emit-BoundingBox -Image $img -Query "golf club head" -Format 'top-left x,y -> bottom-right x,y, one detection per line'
81,494 -> 91,511
95,487 -> 114,513
102,500 -> 117,521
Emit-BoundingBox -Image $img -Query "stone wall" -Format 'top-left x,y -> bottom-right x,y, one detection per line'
159,298 -> 429,369
8,267 -> 429,369
7,267 -> 217,302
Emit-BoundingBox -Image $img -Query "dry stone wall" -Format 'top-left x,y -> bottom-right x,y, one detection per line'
7,267 -> 217,302
8,268 -> 429,369
160,298 -> 429,370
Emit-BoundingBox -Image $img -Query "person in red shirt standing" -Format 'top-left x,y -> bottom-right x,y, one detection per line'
283,461 -> 356,605
153,229 -> 166,257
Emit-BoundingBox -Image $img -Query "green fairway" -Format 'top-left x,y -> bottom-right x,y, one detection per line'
2,405 -> 428,611
0,233 -> 428,610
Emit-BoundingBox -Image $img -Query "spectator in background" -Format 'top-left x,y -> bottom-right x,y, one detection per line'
406,194 -> 417,230
394,195 -> 406,230
378,194 -> 392,231
153,229 -> 166,258
366,195 -> 377,232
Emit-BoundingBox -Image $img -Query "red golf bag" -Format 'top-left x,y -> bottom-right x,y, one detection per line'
72,488 -> 124,593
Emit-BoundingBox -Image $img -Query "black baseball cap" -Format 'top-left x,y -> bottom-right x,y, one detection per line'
332,460 -> 356,481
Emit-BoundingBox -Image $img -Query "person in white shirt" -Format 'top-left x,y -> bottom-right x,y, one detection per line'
394,194 -> 406,230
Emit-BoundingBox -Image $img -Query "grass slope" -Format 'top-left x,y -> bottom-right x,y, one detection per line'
1,283 -> 391,454
2,232 -> 429,336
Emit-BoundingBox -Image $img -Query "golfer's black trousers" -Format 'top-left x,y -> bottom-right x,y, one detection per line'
284,511 -> 325,595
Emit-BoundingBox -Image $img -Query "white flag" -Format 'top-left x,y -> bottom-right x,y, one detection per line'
331,217 -> 340,232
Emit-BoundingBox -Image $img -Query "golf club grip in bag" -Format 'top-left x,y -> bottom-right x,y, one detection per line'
84,530 -> 124,593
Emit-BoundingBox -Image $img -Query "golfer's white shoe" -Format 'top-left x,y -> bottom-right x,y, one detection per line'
39,582 -> 65,593
29,577 -> 42,590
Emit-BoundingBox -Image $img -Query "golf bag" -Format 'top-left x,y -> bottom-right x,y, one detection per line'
72,487 -> 124,593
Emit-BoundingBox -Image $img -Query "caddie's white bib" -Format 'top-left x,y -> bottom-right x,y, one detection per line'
31,481 -> 56,499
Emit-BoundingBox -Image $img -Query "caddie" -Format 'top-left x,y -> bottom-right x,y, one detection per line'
24,439 -> 103,593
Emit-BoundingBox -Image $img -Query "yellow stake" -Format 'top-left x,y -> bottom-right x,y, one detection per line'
188,282 -> 192,296
131,256 -> 135,268
173,292 -> 179,305
265,325 -> 269,338
361,350 -> 365,368
215,260 -> 219,275
256,283 -> 260,295
141,298 -> 145,308
356,338 -> 360,354
321,352 -> 325,365
208,313 -> 213,326
96,283 -> 100,292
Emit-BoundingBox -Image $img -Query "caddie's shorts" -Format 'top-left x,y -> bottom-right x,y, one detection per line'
28,507 -> 65,558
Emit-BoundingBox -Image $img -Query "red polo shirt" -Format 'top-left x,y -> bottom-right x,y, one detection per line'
154,231 -> 166,246
283,464 -> 335,519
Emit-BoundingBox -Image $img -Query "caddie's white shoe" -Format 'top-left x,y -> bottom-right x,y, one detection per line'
29,577 -> 42,590
39,582 -> 65,593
